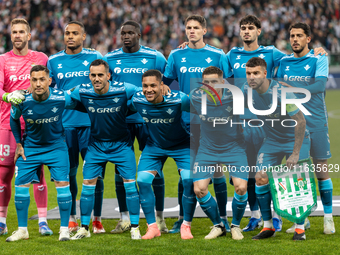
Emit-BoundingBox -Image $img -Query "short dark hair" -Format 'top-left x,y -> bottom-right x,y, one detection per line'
11,18 -> 30,33
185,15 -> 206,28
66,21 -> 85,33
90,59 -> 109,73
289,22 -> 311,37
246,57 -> 267,69
30,65 -> 50,75
202,66 -> 223,78
239,15 -> 261,29
142,69 -> 162,83
122,20 -> 141,32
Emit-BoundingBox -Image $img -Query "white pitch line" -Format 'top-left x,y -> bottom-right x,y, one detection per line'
328,109 -> 340,119
115,200 -> 340,213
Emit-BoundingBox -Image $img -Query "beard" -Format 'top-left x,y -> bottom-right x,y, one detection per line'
249,79 -> 264,90
243,37 -> 256,44
67,43 -> 81,51
292,45 -> 305,54
13,40 -> 27,51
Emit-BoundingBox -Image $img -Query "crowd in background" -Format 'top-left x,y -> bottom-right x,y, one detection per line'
1,0 -> 340,64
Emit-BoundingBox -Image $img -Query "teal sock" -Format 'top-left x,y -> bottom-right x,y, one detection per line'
124,181 -> 140,225
256,184 -> 272,221
15,186 -> 30,228
181,171 -> 196,222
232,191 -> 248,225
80,184 -> 96,226
57,186 -> 72,227
319,179 -> 333,214
213,176 -> 227,218
137,172 -> 156,225
197,192 -> 221,225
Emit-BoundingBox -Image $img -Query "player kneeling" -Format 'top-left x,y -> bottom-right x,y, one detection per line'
243,58 -> 310,241
6,65 -> 76,242
131,70 -> 196,240
190,67 -> 249,240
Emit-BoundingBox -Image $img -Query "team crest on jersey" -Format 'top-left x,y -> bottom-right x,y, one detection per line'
113,98 -> 120,103
225,106 -> 232,112
285,66 -> 290,71
236,55 -> 241,60
89,99 -> 94,104
166,108 -> 174,115
205,57 -> 212,63
58,64 -> 62,69
83,60 -> 90,66
258,54 -> 265,59
116,60 -> 121,64
181,58 -> 186,62
28,110 -> 33,115
141,58 -> 148,64
304,65 -> 310,71
142,109 -> 147,114
51,107 -> 58,113
10,66 -> 16,71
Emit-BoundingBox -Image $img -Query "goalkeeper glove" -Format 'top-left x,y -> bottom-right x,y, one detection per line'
2,90 -> 26,105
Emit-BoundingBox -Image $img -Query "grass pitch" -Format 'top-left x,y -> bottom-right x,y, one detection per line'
1,90 -> 340,254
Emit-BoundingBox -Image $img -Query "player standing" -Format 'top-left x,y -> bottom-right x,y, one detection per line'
221,15 -> 325,232
130,70 -> 196,239
243,57 -> 310,241
164,15 -> 229,233
47,21 -> 104,234
69,59 -> 141,240
277,22 -> 335,235
6,65 -> 74,242
0,18 -> 51,236
103,20 -> 169,233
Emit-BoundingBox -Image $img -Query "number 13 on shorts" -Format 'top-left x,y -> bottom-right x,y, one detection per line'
0,144 -> 10,157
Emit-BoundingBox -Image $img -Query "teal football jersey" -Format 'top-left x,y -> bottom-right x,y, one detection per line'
130,90 -> 190,149
11,88 -> 76,147
103,45 -> 167,124
47,48 -> 102,128
69,81 -> 140,142
276,50 -> 329,132
164,44 -> 225,124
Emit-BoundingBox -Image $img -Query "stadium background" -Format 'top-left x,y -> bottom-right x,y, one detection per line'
1,0 -> 340,254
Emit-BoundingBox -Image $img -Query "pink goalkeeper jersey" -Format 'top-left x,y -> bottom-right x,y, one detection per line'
0,50 -> 48,130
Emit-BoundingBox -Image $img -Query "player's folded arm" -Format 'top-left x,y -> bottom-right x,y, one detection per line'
125,82 -> 142,99
305,77 -> 327,94
127,98 -> 137,117
63,88 -> 87,112
180,92 -> 190,112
